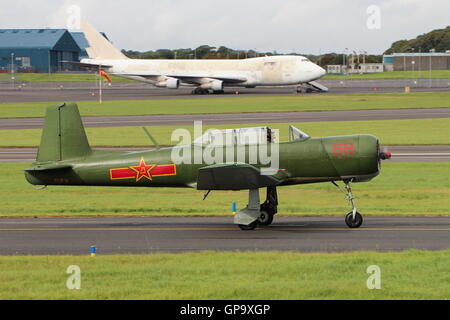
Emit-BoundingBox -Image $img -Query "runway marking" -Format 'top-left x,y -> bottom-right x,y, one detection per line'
1,227 -> 450,232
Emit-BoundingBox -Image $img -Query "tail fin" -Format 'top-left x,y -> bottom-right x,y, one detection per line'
37,103 -> 92,162
81,22 -> 128,60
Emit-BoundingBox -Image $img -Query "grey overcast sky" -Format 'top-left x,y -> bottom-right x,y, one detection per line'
1,0 -> 449,54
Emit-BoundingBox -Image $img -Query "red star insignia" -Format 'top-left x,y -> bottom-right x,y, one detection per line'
130,157 -> 156,182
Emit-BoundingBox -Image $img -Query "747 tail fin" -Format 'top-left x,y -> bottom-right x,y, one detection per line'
81,22 -> 128,60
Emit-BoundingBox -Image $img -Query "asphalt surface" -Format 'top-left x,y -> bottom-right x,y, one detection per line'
2,108 -> 450,130
0,216 -> 449,255
1,146 -> 450,163
0,84 -> 449,103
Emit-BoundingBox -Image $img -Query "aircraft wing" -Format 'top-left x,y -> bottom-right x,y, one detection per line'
124,73 -> 247,84
196,163 -> 284,191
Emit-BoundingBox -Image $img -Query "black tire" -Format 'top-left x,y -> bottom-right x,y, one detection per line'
345,212 -> 363,228
238,221 -> 257,231
258,210 -> 274,226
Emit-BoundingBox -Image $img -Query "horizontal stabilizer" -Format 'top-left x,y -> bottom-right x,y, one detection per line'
197,163 -> 281,191
62,61 -> 112,70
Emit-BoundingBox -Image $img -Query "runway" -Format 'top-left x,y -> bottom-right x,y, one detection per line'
0,216 -> 449,255
1,108 -> 450,130
1,145 -> 450,163
0,84 -> 449,103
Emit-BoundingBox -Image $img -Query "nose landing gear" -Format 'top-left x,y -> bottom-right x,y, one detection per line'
332,180 -> 363,228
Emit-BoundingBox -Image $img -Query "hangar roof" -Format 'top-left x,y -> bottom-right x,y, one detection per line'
70,32 -> 89,57
0,29 -> 80,52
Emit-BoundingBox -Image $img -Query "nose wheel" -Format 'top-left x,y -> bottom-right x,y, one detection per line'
345,211 -> 363,228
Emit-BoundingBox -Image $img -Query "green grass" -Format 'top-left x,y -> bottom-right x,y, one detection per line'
0,72 -> 130,83
0,250 -> 449,299
0,92 -> 449,118
2,162 -> 449,217
324,70 -> 450,80
1,118 -> 449,147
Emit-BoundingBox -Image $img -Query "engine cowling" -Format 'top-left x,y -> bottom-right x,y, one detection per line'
211,80 -> 223,91
156,78 -> 180,89
166,78 -> 180,89
201,80 -> 223,91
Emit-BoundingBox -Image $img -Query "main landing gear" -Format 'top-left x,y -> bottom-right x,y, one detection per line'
191,88 -> 210,95
236,186 -> 278,230
191,88 -> 226,95
332,180 -> 363,228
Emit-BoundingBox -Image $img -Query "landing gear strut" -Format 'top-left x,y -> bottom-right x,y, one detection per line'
236,187 -> 278,230
332,180 -> 363,228
259,186 -> 278,226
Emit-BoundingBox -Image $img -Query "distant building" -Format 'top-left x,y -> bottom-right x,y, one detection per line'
327,63 -> 384,74
383,52 -> 450,71
0,29 -> 82,73
327,65 -> 343,74
70,32 -> 90,60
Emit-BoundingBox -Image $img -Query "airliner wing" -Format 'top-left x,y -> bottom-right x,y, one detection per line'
124,73 -> 247,84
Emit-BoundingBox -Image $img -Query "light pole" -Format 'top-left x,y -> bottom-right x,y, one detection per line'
343,48 -> 348,75
98,64 -> 102,104
418,47 -> 421,74
11,53 -> 15,89
403,53 -> 406,72
429,48 -> 435,88
410,47 -> 415,86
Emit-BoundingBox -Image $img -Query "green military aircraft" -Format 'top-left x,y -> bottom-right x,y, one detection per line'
25,103 -> 391,230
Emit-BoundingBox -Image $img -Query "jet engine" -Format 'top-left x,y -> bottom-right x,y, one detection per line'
155,78 -> 180,89
201,80 -> 223,91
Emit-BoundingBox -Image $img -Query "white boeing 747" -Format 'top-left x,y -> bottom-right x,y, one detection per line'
72,23 -> 327,94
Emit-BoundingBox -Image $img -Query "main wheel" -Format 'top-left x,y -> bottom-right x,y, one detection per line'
238,221 -> 257,231
258,210 -> 274,226
345,212 -> 363,228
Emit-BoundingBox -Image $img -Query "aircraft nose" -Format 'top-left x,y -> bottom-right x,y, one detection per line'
316,65 -> 326,78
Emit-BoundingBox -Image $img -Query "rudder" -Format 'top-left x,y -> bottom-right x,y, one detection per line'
37,103 -> 91,162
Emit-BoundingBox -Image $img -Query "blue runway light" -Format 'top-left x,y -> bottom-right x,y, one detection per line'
232,202 -> 237,215
90,246 -> 96,257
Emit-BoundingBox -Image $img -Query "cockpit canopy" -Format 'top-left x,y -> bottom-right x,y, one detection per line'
192,125 -> 310,146
194,127 -> 277,147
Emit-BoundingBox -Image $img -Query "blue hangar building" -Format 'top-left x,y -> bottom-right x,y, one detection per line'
0,28 -> 94,73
